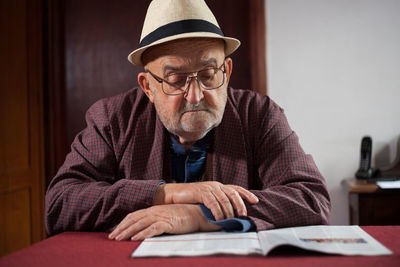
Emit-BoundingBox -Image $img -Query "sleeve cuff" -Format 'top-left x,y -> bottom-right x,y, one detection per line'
199,204 -> 254,232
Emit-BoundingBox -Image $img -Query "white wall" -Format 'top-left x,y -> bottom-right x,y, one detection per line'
266,0 -> 400,224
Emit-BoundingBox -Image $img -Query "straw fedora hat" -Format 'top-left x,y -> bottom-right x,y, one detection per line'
128,0 -> 241,67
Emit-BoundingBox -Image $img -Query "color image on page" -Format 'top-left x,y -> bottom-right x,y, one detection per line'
257,225 -> 392,256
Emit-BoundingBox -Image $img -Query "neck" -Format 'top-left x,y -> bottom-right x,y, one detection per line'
174,135 -> 196,151
172,128 -> 213,150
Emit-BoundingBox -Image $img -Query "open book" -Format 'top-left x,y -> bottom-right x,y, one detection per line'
131,225 -> 392,257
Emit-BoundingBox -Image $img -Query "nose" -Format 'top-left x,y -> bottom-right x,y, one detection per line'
184,77 -> 204,105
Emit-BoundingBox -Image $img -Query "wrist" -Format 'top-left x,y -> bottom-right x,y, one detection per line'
154,183 -> 175,205
192,205 -> 221,232
154,184 -> 166,205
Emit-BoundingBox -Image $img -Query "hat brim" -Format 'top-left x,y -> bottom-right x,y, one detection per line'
128,32 -> 241,67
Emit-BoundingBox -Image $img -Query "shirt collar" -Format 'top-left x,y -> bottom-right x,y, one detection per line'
168,130 -> 213,156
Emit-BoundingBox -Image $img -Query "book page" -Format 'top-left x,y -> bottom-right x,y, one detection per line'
258,225 -> 392,256
131,231 -> 262,257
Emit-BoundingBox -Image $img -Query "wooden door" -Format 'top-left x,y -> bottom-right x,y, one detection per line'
0,0 -> 45,256
46,0 -> 266,183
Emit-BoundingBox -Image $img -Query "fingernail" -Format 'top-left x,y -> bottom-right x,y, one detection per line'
116,235 -> 123,241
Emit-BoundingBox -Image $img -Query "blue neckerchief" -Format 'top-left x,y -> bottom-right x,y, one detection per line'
168,130 -> 212,183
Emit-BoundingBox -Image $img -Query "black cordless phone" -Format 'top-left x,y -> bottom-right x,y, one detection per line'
356,136 -> 379,179
359,136 -> 372,172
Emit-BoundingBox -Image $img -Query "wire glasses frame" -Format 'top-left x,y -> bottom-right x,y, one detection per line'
146,62 -> 226,96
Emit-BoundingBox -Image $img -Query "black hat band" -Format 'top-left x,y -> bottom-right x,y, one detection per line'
139,19 -> 224,47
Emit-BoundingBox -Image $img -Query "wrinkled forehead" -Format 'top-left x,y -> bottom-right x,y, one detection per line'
143,38 -> 225,70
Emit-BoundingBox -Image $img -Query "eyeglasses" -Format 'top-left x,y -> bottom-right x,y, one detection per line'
146,62 -> 226,96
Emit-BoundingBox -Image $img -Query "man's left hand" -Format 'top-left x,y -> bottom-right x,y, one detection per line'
108,204 -> 221,241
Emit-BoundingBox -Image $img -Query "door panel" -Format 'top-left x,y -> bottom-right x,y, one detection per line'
0,188 -> 31,255
0,0 -> 45,257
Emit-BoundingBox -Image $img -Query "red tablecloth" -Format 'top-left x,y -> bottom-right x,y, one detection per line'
0,226 -> 399,267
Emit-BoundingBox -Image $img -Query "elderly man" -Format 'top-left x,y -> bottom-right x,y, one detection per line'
46,0 -> 330,241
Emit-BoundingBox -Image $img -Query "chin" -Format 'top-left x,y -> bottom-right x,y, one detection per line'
179,119 -> 222,142
181,112 -> 216,131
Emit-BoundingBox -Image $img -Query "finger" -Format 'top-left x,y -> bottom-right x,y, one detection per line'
109,216 -> 132,239
211,186 -> 235,219
115,216 -> 154,241
221,186 -> 247,216
131,221 -> 171,241
109,210 -> 146,240
202,191 -> 225,221
230,185 -> 259,204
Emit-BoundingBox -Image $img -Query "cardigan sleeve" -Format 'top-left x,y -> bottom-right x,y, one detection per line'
45,98 -> 164,236
246,99 -> 331,230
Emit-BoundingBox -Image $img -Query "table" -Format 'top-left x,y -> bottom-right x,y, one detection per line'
0,226 -> 399,267
342,178 -> 400,225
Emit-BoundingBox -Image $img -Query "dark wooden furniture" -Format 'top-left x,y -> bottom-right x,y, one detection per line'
0,0 -> 46,257
342,178 -> 400,225
1,227 -> 399,267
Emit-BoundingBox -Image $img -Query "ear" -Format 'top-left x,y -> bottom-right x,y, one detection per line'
138,72 -> 155,103
224,57 -> 233,85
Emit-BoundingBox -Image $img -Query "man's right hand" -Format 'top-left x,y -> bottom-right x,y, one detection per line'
154,182 -> 259,221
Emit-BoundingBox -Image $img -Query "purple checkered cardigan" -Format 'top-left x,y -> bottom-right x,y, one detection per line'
45,87 -> 331,235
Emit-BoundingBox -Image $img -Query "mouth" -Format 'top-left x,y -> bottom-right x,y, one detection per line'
182,109 -> 207,114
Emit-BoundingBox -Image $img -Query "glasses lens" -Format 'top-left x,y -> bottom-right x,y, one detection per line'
198,68 -> 224,89
161,66 -> 225,95
163,74 -> 187,94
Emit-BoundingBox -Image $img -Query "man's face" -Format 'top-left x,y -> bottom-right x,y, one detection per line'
138,39 -> 232,144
